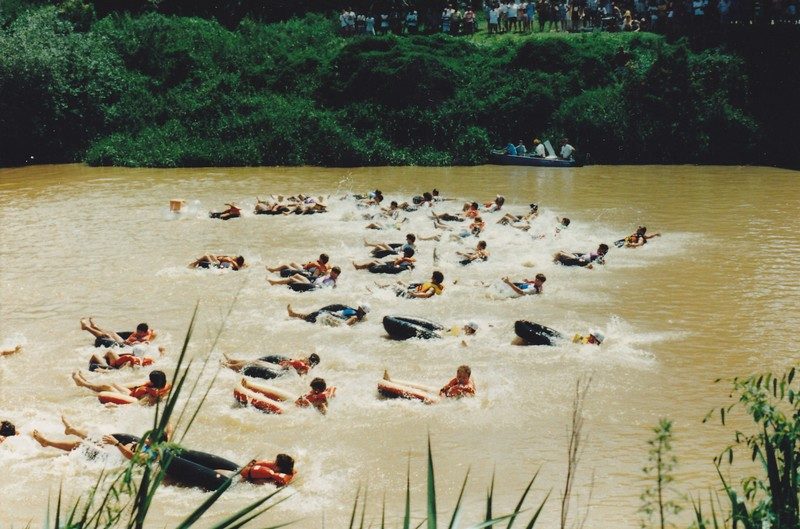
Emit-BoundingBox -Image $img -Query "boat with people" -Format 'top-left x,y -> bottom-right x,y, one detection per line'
490,139 -> 582,167
489,152 -> 581,167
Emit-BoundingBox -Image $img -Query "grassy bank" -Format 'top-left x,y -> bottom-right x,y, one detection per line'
0,6 -> 784,167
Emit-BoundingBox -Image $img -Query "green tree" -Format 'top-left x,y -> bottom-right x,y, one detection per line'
639,419 -> 683,529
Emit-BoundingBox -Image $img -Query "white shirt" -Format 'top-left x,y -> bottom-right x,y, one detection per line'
534,143 -> 546,157
560,144 -> 575,159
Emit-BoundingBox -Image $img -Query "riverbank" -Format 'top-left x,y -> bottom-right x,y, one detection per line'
1,6 -> 797,168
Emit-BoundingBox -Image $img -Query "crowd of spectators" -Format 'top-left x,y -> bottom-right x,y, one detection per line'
338,0 -> 798,37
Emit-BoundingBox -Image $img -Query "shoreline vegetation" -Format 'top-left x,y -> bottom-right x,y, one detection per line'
0,4 -> 798,169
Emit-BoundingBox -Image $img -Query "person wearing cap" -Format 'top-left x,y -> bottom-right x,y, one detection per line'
209,202 -> 241,220
222,352 -> 321,378
286,303 -> 369,326
572,330 -> 605,345
501,273 -> 546,297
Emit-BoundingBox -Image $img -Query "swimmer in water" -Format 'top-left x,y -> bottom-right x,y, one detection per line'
286,303 -> 370,326
383,270 -> 445,298
31,415 -> 174,452
0,345 -> 22,357
267,254 -> 330,279
209,203 -> 241,220
500,273 -> 546,296
617,226 -> 661,248
572,330 -> 605,345
0,420 -> 18,444
457,240 -> 489,265
554,243 -> 609,269
223,352 -> 320,377
498,203 -> 539,228
88,345 -> 166,371
267,266 -> 340,289
352,247 -> 416,273
439,365 -> 476,398
80,319 -> 156,347
295,377 -> 336,415
482,195 -> 505,212
189,254 -> 246,270
432,202 -> 471,223
236,454 -> 296,487
71,369 -> 171,406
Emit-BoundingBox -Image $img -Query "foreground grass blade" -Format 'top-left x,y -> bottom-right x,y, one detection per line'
427,436 -> 438,529
506,469 -> 540,529
447,469 -> 471,529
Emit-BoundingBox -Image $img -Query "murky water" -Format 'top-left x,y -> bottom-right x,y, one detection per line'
0,164 -> 797,528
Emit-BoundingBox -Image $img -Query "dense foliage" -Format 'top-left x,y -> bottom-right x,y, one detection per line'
0,4 -> 792,167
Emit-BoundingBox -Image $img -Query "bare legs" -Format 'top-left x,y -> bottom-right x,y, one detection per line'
72,370 -> 128,394
80,318 -> 124,343
267,274 -> 311,286
31,416 -> 89,452
286,304 -> 308,320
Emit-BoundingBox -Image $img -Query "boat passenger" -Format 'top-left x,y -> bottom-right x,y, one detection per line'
80,319 -> 156,347
439,365 -> 476,398
560,138 -> 576,160
189,254 -> 245,270
501,273 -> 546,296
286,303 -> 369,326
516,140 -> 528,156
532,139 -> 546,158
505,142 -> 518,155
209,203 -> 241,220
295,377 -> 336,414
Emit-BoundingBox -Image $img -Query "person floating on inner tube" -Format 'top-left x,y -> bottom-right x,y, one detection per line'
482,195 -> 505,212
0,344 -> 22,357
364,233 -> 418,258
458,240 -> 489,265
267,266 -> 341,291
222,353 -> 320,379
237,454 -> 296,487
81,319 -> 156,347
572,330 -> 605,345
71,369 -> 171,406
439,365 -> 476,398
554,243 -> 609,269
189,254 -> 246,271
88,345 -> 166,372
209,202 -> 241,220
501,273 -> 547,297
498,203 -> 539,230
31,415 -> 173,453
385,270 -> 445,298
432,202 -> 471,223
615,226 -> 661,248
352,247 -> 416,273
295,377 -> 337,415
267,253 -> 330,279
0,420 -> 18,444
287,303 -> 370,326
